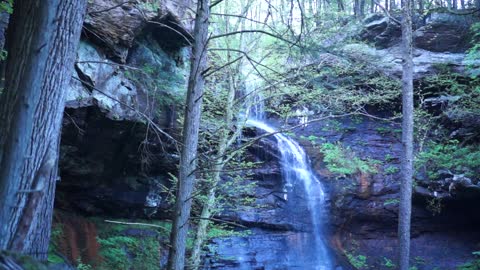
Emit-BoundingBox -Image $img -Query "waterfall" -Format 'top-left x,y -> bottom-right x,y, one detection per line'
246,119 -> 333,270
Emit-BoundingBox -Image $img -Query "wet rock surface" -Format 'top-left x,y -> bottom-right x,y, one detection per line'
205,229 -> 331,270
205,115 -> 480,269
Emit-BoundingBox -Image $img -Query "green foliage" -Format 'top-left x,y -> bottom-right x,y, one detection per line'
139,1 -> 160,12
300,134 -> 322,145
94,219 -> 168,270
346,253 -> 368,269
462,251 -> 480,270
384,165 -> 399,175
207,224 -> 250,239
420,72 -> 480,133
0,49 -> 7,61
383,257 -> 396,268
97,236 -> 136,270
415,140 -> 480,180
48,223 -> 65,264
319,142 -> 379,176
466,23 -> 480,78
76,258 -> 92,270
384,154 -> 395,162
0,0 -> 13,14
265,61 -> 401,119
426,197 -> 443,215
383,198 -> 399,206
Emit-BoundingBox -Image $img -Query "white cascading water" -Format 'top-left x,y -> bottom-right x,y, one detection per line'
246,119 -> 333,270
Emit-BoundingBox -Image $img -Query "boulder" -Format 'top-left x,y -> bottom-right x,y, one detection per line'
414,12 -> 478,52
361,12 -> 479,52
67,41 -> 141,120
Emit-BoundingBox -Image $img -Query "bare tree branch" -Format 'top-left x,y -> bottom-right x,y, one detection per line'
88,1 -> 136,15
210,29 -> 300,47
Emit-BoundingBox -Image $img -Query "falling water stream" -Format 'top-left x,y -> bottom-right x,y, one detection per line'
246,119 -> 333,270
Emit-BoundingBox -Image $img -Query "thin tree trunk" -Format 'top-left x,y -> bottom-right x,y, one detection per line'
398,0 -> 414,268
190,172 -> 219,270
360,0 -> 366,16
0,0 -> 86,259
190,12 -> 244,263
166,0 -> 210,268
460,0 -> 465,9
338,0 -> 345,11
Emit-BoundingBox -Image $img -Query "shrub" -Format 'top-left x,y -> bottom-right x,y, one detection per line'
415,140 -> 480,180
346,253 -> 368,269
319,142 -> 379,176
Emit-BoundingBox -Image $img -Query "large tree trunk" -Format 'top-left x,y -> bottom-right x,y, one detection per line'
166,0 -> 210,269
398,0 -> 414,268
0,0 -> 86,259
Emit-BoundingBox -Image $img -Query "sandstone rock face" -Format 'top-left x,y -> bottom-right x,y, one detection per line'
340,43 -> 476,79
414,12 -> 477,52
84,0 -> 192,61
57,0 -> 191,219
350,12 -> 480,80
361,12 -> 479,52
205,116 -> 480,269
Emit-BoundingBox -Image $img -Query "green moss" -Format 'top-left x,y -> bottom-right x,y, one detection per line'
92,219 -> 172,270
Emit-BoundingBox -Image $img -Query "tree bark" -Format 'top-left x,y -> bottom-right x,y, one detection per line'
360,0 -> 366,16
190,66 -> 238,270
166,0 -> 210,268
398,0 -> 414,268
338,0 -> 345,11
354,0 -> 359,16
0,0 -> 86,259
